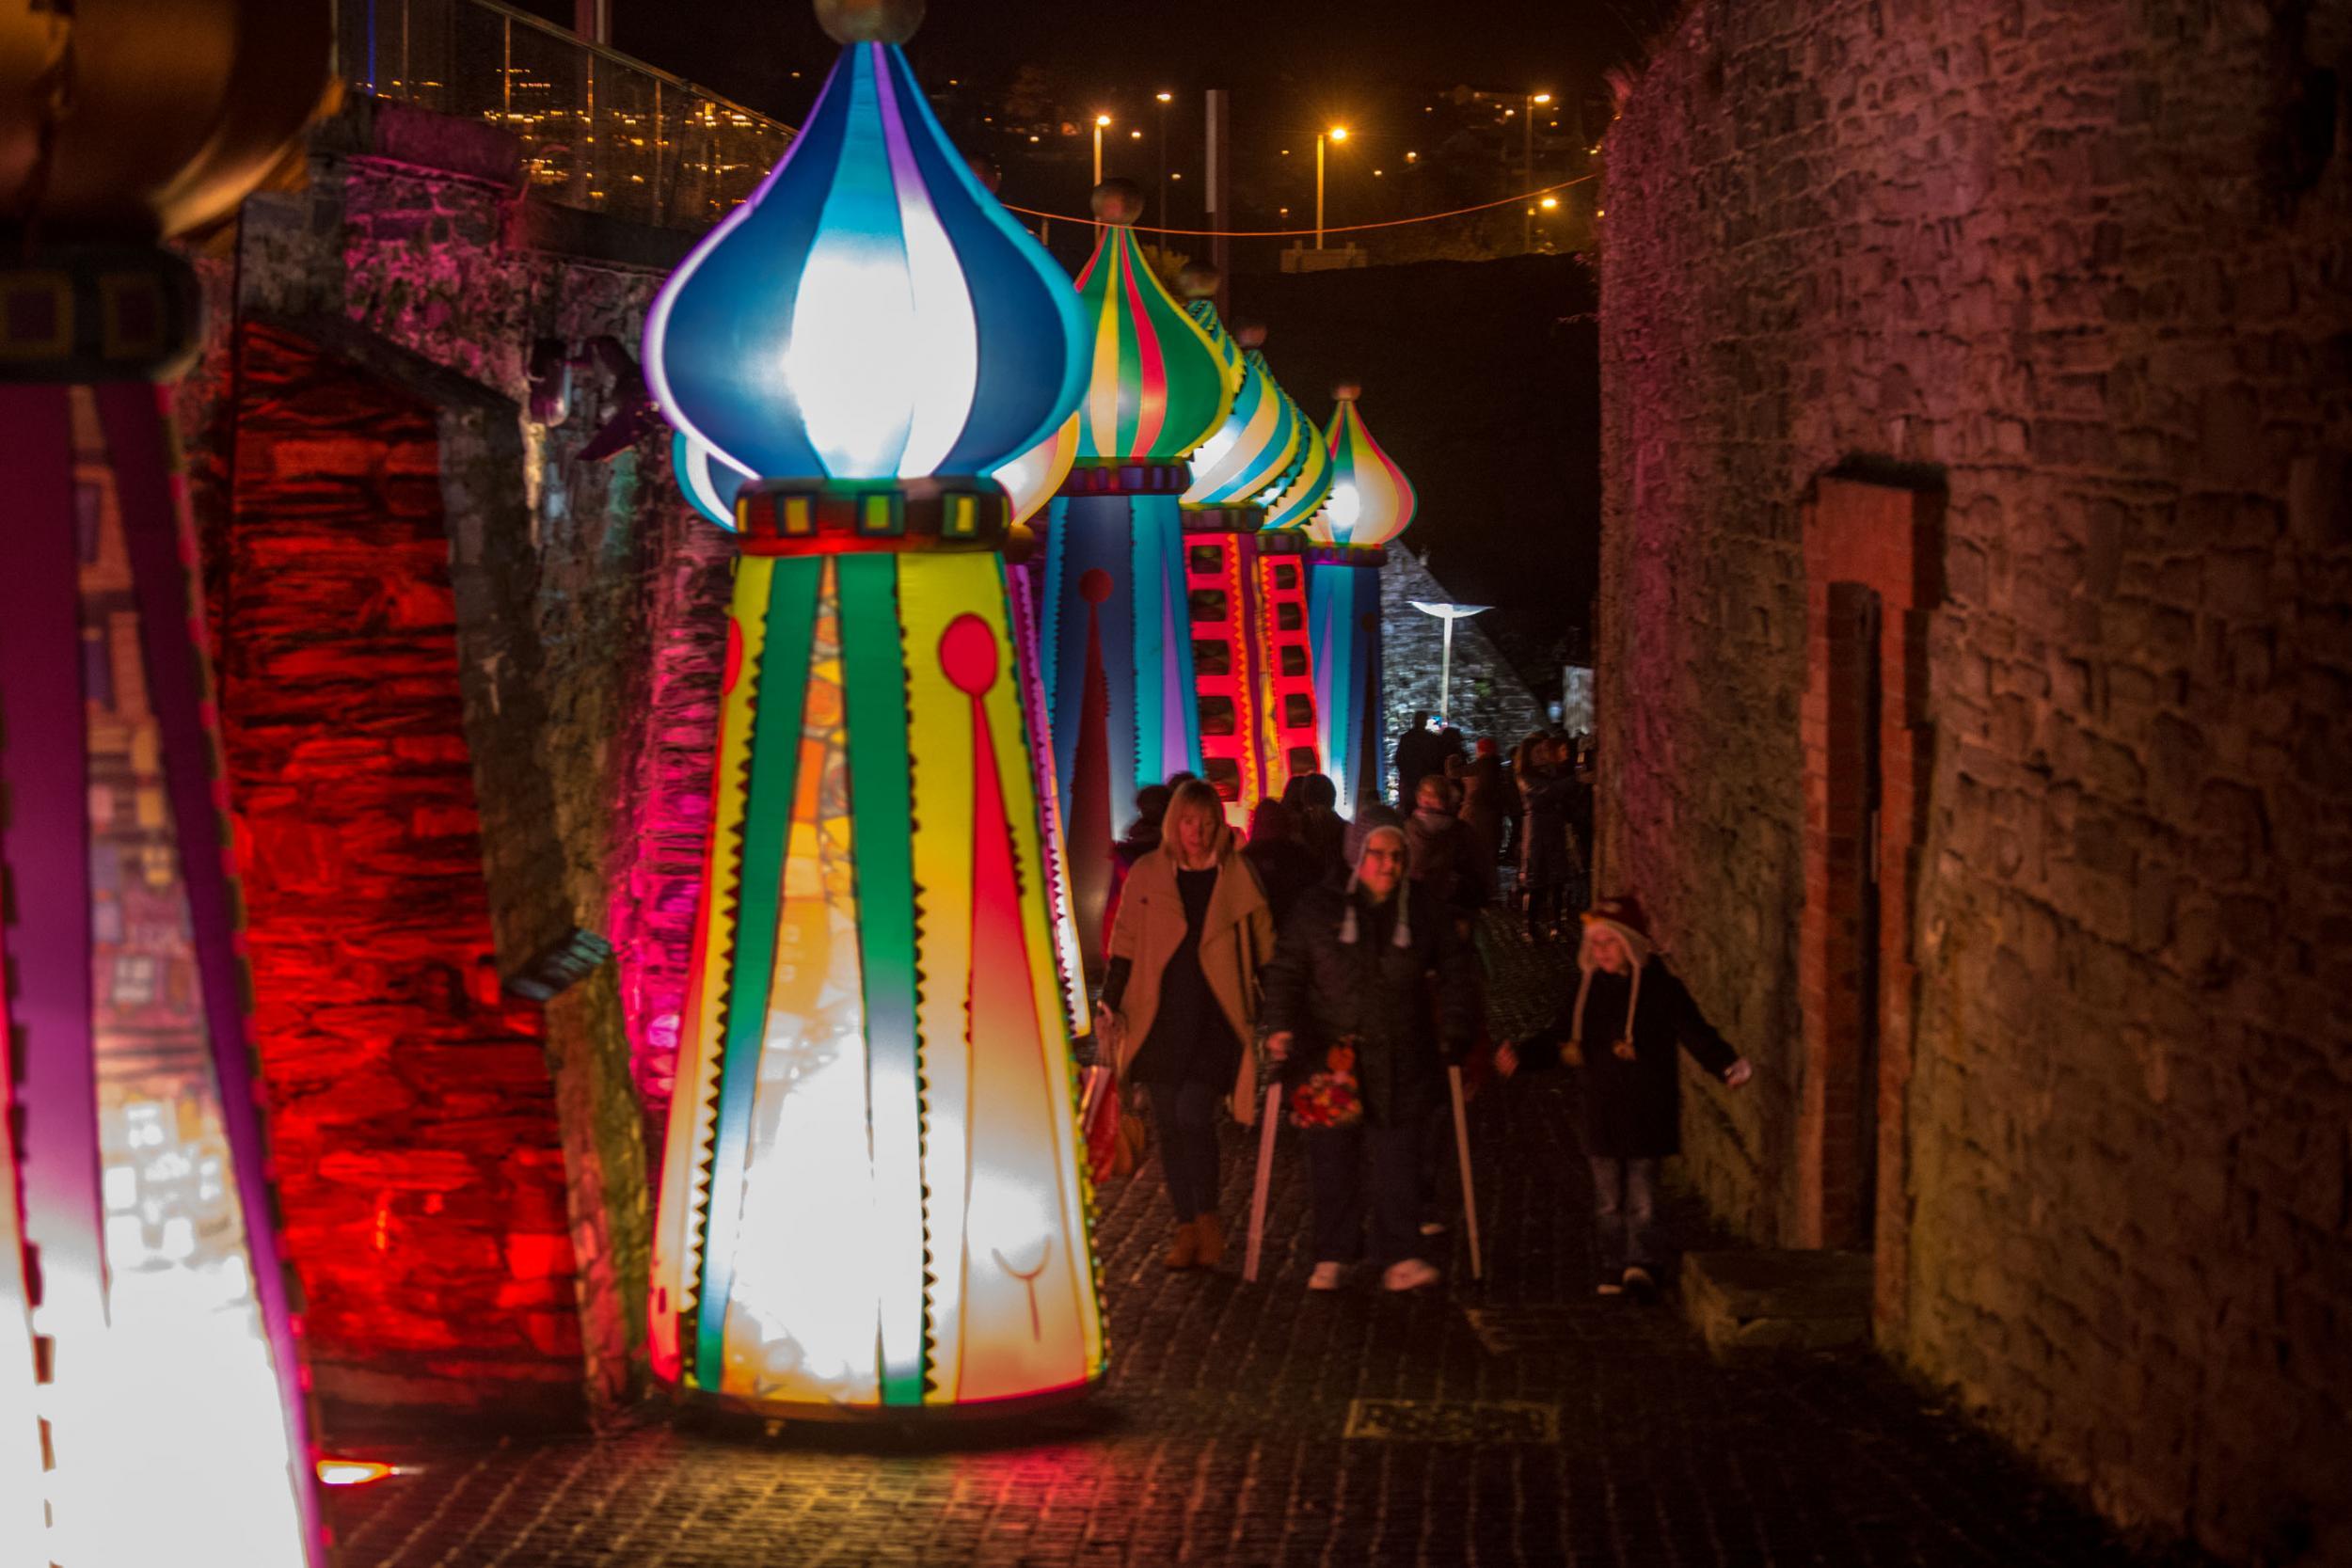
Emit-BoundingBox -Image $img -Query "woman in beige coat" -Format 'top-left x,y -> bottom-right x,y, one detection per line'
1098,780 -> 1276,1269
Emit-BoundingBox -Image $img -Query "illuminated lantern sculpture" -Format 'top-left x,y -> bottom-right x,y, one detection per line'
1307,384 -> 1417,811
642,0 -> 1106,1414
993,417 -> 1089,1032
1039,182 -> 1235,964
1177,300 -> 1326,820
0,0 -> 332,1560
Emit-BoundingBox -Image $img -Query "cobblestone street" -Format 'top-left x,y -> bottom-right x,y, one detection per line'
326,924 -> 2199,1568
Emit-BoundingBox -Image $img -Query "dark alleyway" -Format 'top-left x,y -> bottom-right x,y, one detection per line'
325,922 -> 2201,1568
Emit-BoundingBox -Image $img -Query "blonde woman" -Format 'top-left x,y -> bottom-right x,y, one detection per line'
1099,780 -> 1276,1269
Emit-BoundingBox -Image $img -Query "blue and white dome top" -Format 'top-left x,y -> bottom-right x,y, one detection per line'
645,18 -> 1086,515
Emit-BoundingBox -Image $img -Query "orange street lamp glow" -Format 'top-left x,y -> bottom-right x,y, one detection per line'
1533,92 -> 1553,104
1540,195 -> 1559,209
1095,113 -> 1112,126
1155,91 -> 1171,103
1327,125 -> 1349,141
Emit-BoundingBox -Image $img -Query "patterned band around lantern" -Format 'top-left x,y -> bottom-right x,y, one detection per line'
0,1 -> 331,1560
1307,383 -> 1416,811
641,0 -> 1106,1414
1178,305 -> 1322,819
1038,182 -> 1235,967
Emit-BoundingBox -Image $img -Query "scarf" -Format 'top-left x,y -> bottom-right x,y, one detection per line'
1567,914 -> 1657,1057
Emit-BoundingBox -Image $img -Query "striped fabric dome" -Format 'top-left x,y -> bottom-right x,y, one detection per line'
1068,187 -> 1235,465
1309,386 -> 1415,546
645,40 -> 1085,510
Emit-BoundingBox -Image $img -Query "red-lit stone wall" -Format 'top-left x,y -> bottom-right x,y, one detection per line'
220,321 -> 586,1425
1600,1 -> 2352,1560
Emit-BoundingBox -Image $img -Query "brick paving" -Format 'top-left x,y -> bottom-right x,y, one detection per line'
326,919 -> 2203,1568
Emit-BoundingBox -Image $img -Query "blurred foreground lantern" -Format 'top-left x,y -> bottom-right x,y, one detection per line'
1039,182 -> 1234,965
642,0 -> 1105,1413
1307,385 -> 1417,810
0,0 -> 332,1559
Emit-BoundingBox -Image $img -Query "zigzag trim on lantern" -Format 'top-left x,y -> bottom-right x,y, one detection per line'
694,555 -> 823,1388
888,558 -> 946,1406
672,569 -> 771,1352
973,575 -> 1104,1383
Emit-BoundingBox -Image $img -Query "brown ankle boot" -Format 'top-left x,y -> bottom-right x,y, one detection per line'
1163,1217 -> 1201,1270
1193,1211 -> 1226,1268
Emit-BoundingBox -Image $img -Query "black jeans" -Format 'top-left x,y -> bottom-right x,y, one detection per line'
1305,1120 -> 1422,1267
1150,1079 -> 1222,1223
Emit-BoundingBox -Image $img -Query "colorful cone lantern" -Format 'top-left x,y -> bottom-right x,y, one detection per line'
1038,182 -> 1235,966
1307,384 -> 1417,811
0,2 -> 332,1558
993,417 -> 1089,1034
642,0 -> 1105,1413
1178,306 -> 1323,820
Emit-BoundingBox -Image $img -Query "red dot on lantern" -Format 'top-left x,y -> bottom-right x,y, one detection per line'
723,619 -> 744,692
1079,568 -> 1113,605
940,613 -> 998,696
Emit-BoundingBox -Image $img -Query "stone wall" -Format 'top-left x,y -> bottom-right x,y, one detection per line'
184,97 -> 736,1422
221,322 -> 586,1425
1599,1 -> 2352,1562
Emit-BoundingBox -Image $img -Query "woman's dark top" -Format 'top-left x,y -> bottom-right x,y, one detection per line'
1128,866 -> 1240,1086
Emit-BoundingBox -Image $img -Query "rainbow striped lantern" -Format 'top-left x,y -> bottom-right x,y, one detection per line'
1307,384 -> 1417,811
0,0 -> 331,1560
641,0 -> 1105,1415
1177,298 -> 1325,821
1040,183 -> 1235,966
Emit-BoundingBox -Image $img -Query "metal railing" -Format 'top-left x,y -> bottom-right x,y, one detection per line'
336,0 -> 794,230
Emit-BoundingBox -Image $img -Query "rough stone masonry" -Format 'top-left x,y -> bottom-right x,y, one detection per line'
1598,1 -> 2351,1563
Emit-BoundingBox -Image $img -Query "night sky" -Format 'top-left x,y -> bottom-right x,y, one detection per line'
608,0 -> 1677,126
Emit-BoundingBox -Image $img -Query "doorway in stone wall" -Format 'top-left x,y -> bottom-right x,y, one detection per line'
1824,582 -> 1883,1240
1800,474 -> 1940,1337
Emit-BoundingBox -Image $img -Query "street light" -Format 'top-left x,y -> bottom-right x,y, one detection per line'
1409,601 -> 1492,724
1316,124 -> 1348,250
1093,112 -> 1111,184
1154,90 -> 1172,220
1523,91 -> 1551,252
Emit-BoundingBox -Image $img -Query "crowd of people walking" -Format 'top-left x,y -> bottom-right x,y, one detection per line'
1090,717 -> 1751,1299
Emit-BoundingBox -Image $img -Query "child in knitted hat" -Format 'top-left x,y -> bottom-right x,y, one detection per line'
1497,894 -> 1753,1296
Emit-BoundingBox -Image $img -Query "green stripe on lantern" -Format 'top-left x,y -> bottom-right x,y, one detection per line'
837,553 -> 930,1406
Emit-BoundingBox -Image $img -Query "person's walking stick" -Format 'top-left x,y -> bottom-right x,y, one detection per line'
1447,1064 -> 1485,1281
1243,1083 -> 1282,1283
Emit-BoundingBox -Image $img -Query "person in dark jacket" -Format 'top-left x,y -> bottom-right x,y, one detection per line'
1391,713 -> 1443,811
1405,773 -> 1491,921
1262,824 -> 1481,1293
1286,771 -> 1348,884
1497,895 -> 1753,1295
1243,797 -> 1319,927
1518,738 -> 1577,942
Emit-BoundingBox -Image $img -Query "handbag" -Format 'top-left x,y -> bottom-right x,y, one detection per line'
1287,1037 -> 1364,1129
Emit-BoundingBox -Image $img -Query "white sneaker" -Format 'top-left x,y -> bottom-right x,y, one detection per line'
1382,1258 -> 1441,1292
1309,1261 -> 1347,1291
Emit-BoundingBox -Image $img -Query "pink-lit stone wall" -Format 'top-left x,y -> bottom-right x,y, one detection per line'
1601,1 -> 2352,1560
182,95 -> 735,1421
